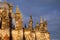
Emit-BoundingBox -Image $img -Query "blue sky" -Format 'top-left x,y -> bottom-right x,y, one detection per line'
1,0 -> 60,40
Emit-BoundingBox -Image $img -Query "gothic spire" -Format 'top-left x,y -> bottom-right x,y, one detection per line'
43,18 -> 48,31
29,15 -> 33,22
16,6 -> 20,13
44,18 -> 47,25
28,15 -> 33,30
30,15 -> 32,19
40,16 -> 43,23
15,6 -> 23,20
39,16 -> 44,31
36,21 -> 39,27
35,20 -> 39,30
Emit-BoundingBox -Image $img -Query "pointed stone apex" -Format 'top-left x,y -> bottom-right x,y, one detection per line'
36,21 -> 39,26
10,3 -> 13,7
44,18 -> 46,21
30,14 -> 32,19
29,15 -> 33,23
16,6 -> 20,13
44,18 -> 47,25
40,16 -> 43,23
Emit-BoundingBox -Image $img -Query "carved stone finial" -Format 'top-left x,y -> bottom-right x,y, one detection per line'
40,16 -> 43,23
16,6 -> 20,13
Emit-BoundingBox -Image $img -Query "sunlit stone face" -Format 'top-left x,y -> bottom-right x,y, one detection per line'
12,30 -> 23,40
2,11 -> 7,17
0,8 -> 4,13
0,2 -> 9,13
15,14 -> 20,21
24,31 -> 32,40
31,32 -> 35,40
45,33 -> 50,40
0,29 -> 10,40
